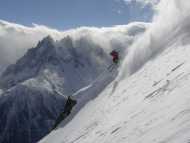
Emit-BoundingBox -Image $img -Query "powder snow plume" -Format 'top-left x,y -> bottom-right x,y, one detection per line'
118,0 -> 190,80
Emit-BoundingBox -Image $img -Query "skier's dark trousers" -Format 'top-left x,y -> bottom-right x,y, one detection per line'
52,96 -> 77,130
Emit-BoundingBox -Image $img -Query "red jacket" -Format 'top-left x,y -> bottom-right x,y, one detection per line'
110,50 -> 119,60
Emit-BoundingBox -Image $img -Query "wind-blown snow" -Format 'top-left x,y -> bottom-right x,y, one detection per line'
118,0 -> 190,79
40,0 -> 190,143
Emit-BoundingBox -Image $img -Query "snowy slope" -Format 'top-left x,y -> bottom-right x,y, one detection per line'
41,43 -> 190,143
40,0 -> 190,143
41,40 -> 190,143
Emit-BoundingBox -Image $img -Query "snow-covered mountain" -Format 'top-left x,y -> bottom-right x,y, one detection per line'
40,0 -> 190,143
0,22 -> 147,143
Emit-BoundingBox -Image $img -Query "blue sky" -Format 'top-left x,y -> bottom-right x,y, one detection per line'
0,0 -> 153,30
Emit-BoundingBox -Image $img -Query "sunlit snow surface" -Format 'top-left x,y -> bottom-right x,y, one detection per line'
41,0 -> 190,143
41,34 -> 190,143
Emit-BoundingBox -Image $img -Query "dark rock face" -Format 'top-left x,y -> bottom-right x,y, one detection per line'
0,85 -> 66,143
0,36 -> 57,90
0,36 -> 67,143
0,36 -> 66,143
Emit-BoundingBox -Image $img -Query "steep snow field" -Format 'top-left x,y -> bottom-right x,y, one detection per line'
40,0 -> 190,143
41,43 -> 190,143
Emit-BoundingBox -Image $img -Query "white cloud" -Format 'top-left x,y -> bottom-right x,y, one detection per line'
0,20 -> 149,69
0,20 -> 65,67
123,0 -> 160,7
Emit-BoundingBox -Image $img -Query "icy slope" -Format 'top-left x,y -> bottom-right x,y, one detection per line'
40,33 -> 190,143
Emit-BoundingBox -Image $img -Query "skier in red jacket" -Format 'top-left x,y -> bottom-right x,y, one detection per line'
110,50 -> 119,64
108,50 -> 119,71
